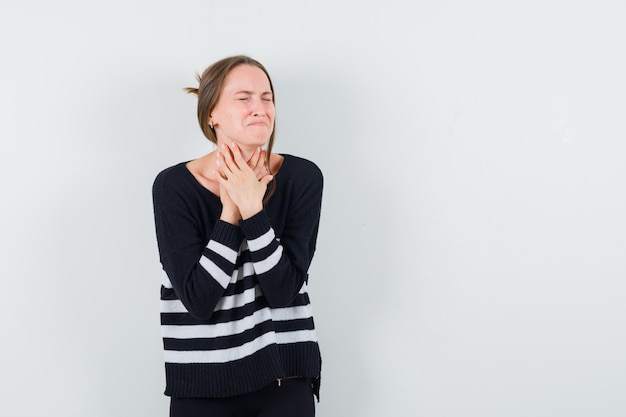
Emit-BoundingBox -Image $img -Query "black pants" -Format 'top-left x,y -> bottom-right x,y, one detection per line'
170,378 -> 315,417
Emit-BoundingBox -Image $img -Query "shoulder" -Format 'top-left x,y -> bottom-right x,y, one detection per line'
280,154 -> 323,184
154,162 -> 188,186
152,162 -> 191,199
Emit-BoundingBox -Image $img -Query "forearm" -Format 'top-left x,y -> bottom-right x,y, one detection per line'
240,211 -> 313,307
159,220 -> 243,319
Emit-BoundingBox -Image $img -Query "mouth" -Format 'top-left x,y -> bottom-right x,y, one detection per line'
247,117 -> 269,127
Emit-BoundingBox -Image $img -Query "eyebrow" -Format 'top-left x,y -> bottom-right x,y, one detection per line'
233,90 -> 273,96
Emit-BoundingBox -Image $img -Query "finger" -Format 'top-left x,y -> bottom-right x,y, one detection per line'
247,146 -> 262,169
259,174 -> 274,186
216,152 -> 232,177
221,144 -> 240,171
214,169 -> 227,183
259,149 -> 269,170
229,143 -> 248,170
249,148 -> 264,179
253,154 -> 269,180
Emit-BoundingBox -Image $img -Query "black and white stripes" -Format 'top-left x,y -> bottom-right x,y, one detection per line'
152,155 -> 324,399
160,235 -> 317,365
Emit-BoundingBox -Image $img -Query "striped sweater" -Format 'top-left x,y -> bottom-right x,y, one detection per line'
152,154 -> 323,399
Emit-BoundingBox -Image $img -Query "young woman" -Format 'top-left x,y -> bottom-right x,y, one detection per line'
152,55 -> 323,417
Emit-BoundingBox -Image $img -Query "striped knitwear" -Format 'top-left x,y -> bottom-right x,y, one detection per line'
152,154 -> 323,399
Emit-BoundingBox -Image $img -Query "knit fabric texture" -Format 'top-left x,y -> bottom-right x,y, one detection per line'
152,154 -> 323,399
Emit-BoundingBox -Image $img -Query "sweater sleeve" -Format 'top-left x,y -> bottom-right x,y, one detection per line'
239,162 -> 323,307
152,168 -> 243,320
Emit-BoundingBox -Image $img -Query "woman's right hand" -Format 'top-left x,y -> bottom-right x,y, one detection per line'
215,146 -> 268,224
218,183 -> 241,224
216,143 -> 273,220
216,155 -> 241,224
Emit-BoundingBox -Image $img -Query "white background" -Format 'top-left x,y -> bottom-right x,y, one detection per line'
1,1 -> 625,416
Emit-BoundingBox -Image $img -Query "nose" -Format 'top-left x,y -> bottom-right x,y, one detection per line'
251,100 -> 267,117
252,109 -> 265,116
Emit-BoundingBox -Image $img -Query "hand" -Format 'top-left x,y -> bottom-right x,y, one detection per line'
216,143 -> 273,219
247,146 -> 271,181
217,181 -> 241,224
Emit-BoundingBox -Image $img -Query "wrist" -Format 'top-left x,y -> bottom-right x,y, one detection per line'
220,208 -> 241,224
239,203 -> 263,220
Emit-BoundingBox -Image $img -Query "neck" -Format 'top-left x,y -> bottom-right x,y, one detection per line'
216,140 -> 259,162
236,144 -> 257,162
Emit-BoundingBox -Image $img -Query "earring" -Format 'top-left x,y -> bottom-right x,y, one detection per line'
209,121 -> 214,129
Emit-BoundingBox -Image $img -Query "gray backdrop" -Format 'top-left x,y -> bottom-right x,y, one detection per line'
1,1 -> 625,416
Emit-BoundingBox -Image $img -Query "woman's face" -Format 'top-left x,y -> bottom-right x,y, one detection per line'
210,64 -> 275,150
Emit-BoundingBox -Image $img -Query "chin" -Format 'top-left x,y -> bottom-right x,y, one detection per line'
251,137 -> 270,147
